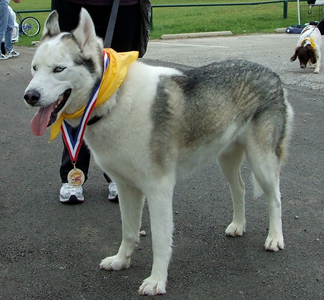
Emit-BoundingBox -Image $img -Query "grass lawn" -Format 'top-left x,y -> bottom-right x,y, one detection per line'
10,0 -> 307,47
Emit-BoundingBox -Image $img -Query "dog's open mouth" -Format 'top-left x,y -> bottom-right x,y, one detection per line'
30,89 -> 71,136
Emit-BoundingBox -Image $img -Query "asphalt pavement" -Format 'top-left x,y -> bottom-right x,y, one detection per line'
0,33 -> 324,299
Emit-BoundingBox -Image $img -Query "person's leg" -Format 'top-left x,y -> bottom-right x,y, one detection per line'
0,1 -> 8,39
112,4 -> 140,52
51,0 -> 90,202
59,126 -> 90,203
4,6 -> 19,57
53,1 -> 96,188
4,6 -> 13,52
0,1 -> 9,59
51,0 -> 80,31
60,128 -> 91,184
83,4 -> 140,51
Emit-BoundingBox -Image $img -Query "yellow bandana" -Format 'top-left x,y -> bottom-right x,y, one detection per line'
49,48 -> 138,141
301,37 -> 316,49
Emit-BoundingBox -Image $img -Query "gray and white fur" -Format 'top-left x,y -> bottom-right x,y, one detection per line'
24,9 -> 294,296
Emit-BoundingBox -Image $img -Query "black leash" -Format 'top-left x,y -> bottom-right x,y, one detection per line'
88,0 -> 120,126
104,0 -> 120,48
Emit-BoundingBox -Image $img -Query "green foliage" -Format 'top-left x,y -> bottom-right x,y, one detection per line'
11,0 -> 301,47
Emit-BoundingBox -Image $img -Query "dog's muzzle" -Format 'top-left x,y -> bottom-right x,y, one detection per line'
25,88 -> 72,136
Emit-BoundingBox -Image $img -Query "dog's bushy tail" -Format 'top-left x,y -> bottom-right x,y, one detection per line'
278,94 -> 294,165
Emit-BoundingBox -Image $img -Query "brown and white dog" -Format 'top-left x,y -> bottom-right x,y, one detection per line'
290,24 -> 322,73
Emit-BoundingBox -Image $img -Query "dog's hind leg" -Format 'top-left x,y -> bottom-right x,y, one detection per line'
138,178 -> 175,295
100,182 -> 145,271
218,142 -> 246,237
245,141 -> 284,252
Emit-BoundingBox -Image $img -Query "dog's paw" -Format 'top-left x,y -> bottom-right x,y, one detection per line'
99,255 -> 131,271
264,236 -> 284,252
225,222 -> 245,237
138,277 -> 166,295
314,69 -> 320,74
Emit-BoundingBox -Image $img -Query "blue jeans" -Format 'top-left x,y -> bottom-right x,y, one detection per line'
0,0 -> 14,53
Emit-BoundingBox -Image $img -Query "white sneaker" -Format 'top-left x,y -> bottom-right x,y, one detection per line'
6,49 -> 20,58
59,183 -> 84,203
0,53 -> 9,60
108,182 -> 118,202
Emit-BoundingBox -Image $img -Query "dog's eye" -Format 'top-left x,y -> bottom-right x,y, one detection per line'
54,66 -> 66,73
32,65 -> 37,71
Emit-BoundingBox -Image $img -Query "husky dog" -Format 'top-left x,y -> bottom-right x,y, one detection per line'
24,9 -> 293,296
290,24 -> 322,73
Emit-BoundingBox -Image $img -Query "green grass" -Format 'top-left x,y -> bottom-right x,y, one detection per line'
150,0 -> 301,38
11,0 -> 305,47
10,0 -> 50,47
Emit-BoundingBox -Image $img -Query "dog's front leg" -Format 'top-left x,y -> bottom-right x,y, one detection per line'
100,182 -> 144,271
315,49 -> 321,73
138,183 -> 175,295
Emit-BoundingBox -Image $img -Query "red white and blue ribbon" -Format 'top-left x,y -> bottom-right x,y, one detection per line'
61,51 -> 109,164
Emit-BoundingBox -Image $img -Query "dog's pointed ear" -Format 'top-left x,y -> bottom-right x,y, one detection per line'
72,8 -> 98,52
42,10 -> 60,40
290,47 -> 300,62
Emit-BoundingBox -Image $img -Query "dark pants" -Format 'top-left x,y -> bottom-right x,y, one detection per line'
51,0 -> 140,183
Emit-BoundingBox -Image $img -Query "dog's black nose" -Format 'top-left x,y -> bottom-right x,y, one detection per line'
24,90 -> 40,106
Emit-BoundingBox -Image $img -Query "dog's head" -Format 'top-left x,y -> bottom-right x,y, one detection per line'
290,45 -> 317,69
24,9 -> 103,136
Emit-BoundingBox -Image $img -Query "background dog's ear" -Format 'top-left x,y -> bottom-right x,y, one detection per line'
290,47 -> 300,62
307,45 -> 317,64
42,10 -> 60,40
72,8 -> 98,53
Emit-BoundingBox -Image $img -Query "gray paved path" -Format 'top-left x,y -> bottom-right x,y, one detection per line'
0,33 -> 323,299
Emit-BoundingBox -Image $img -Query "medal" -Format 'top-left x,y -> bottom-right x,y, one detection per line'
68,163 -> 85,186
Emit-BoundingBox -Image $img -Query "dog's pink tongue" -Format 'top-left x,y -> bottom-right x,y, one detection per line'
30,104 -> 55,136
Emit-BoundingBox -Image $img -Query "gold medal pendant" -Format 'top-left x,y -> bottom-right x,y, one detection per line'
67,164 -> 85,186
